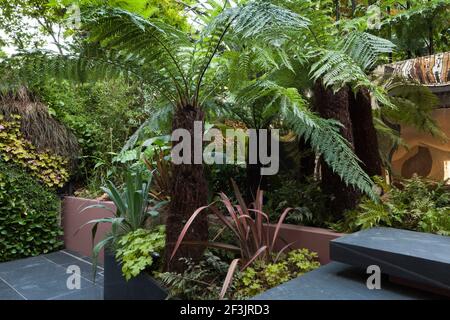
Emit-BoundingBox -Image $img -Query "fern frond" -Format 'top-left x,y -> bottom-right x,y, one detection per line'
84,7 -> 193,97
382,79 -> 447,140
381,0 -> 449,26
208,0 -> 310,41
340,31 -> 395,71
310,48 -> 395,109
232,80 -> 377,200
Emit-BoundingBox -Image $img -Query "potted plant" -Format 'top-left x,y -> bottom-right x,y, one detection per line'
81,167 -> 168,300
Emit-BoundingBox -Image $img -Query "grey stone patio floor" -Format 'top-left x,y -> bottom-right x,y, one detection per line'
0,250 -> 103,300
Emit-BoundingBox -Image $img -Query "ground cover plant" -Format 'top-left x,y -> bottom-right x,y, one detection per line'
0,114 -> 69,188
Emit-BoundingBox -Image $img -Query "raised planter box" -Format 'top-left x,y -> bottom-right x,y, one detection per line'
104,251 -> 168,300
62,196 -> 342,264
62,196 -> 116,262
210,216 -> 343,264
266,224 -> 343,264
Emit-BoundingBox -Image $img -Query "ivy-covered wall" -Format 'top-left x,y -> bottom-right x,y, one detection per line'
0,113 -> 67,262
0,160 -> 63,262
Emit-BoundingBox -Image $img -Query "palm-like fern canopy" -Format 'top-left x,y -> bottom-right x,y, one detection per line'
0,0 -> 389,200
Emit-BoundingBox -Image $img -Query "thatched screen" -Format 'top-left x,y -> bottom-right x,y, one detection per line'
0,87 -> 79,169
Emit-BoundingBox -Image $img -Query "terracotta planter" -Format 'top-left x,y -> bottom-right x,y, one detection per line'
266,224 -> 343,264
62,196 -> 116,262
62,196 -> 343,265
211,216 -> 344,264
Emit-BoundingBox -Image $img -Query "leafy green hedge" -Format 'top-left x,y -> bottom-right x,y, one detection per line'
0,160 -> 63,262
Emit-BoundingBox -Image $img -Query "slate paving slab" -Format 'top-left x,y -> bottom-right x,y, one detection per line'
0,278 -> 25,300
43,251 -> 82,265
254,262 -> 442,300
49,284 -> 103,300
330,227 -> 450,291
0,250 -> 103,300
60,260 -> 103,284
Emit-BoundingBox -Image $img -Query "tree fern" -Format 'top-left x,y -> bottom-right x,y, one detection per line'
309,30 -> 395,108
231,79 -> 377,200
0,1 -> 380,201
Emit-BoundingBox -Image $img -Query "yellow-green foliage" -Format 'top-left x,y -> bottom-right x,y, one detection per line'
115,226 -> 165,281
0,114 -> 69,188
234,249 -> 321,298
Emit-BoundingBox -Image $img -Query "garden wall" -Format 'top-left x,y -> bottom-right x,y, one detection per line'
62,197 -> 116,262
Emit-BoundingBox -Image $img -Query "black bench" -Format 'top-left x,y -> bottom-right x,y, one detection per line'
330,227 -> 450,292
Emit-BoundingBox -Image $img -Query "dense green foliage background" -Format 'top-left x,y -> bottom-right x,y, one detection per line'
35,80 -> 151,196
0,160 -> 63,262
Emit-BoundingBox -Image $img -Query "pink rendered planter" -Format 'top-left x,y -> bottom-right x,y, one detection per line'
266,224 -> 344,264
212,216 -> 344,264
62,196 -> 116,262
62,196 -> 343,265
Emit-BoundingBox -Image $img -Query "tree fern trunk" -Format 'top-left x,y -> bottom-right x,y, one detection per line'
314,83 -> 360,219
165,105 -> 208,272
246,129 -> 270,202
349,88 -> 383,177
297,136 -> 316,181
334,0 -> 340,21
351,0 -> 357,17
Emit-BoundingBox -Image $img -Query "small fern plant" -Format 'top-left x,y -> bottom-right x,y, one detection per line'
333,175 -> 450,236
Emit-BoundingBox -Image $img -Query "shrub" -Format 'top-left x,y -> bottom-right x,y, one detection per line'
0,161 -> 63,262
265,175 -> 331,226
115,226 -> 165,280
171,181 -> 319,298
333,175 -> 450,235
207,163 -> 249,201
0,114 -> 69,188
158,251 -> 230,300
233,249 -> 320,299
159,249 -> 320,300
37,80 -> 150,195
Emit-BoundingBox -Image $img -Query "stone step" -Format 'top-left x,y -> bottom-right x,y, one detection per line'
254,262 -> 440,300
330,227 -> 450,292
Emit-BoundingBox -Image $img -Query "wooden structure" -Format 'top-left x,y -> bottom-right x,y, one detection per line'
380,52 -> 450,183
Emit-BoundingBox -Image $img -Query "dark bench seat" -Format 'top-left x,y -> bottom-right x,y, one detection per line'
330,227 -> 450,291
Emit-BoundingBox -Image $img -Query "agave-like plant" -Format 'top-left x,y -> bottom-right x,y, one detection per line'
79,167 -> 167,274
170,180 -> 297,299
